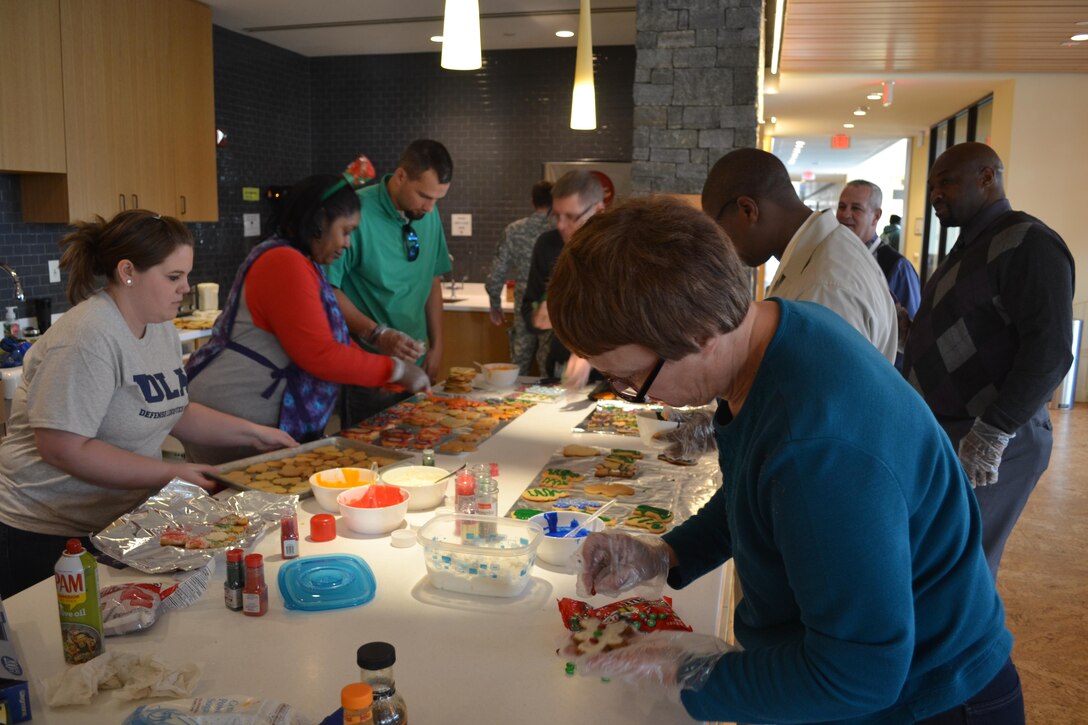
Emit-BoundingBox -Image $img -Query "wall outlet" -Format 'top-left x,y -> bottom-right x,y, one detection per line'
48,259 -> 60,284
243,213 -> 260,238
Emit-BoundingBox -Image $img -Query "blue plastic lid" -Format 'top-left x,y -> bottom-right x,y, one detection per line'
277,554 -> 376,611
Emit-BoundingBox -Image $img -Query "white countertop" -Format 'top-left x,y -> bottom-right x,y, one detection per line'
2,394 -> 726,724
442,282 -> 515,314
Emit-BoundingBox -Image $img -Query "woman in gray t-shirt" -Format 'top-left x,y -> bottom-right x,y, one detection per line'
0,211 -> 297,599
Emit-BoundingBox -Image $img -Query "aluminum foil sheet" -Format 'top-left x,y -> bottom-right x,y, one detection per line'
92,479 -> 297,574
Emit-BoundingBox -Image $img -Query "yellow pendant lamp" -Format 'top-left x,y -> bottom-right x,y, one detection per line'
570,0 -> 596,130
441,0 -> 482,71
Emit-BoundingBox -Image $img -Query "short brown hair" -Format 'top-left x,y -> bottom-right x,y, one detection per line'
59,210 -> 193,305
548,195 -> 751,359
398,139 -> 453,183
552,170 -> 603,207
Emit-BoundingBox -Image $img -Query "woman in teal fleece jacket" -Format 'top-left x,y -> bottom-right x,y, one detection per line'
546,196 -> 1022,724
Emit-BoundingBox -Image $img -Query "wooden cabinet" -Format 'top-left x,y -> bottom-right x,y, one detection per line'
19,0 -> 218,223
440,310 -> 516,373
0,0 -> 66,173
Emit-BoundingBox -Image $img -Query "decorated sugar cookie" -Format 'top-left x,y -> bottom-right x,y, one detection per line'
631,504 -> 673,523
572,618 -> 636,656
545,468 -> 585,482
610,448 -> 644,460
624,515 -> 668,533
522,487 -> 571,503
594,460 -> 637,478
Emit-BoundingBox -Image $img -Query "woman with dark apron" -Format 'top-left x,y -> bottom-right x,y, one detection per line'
185,166 -> 429,464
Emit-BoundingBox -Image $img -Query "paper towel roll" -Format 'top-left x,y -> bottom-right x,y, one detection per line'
2,367 -> 23,399
196,283 -> 219,311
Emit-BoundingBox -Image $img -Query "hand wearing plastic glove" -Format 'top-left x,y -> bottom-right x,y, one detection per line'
575,530 -> 673,598
654,408 -> 716,463
389,360 -> 431,394
958,418 -> 1014,488
566,631 -> 737,703
562,355 -> 593,391
374,327 -> 425,363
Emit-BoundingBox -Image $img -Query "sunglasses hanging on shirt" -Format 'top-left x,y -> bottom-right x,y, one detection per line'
402,223 -> 420,262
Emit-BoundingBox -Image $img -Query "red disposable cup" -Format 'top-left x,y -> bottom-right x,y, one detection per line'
310,513 -> 337,542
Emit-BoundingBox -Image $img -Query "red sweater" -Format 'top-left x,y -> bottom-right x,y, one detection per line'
244,247 -> 393,387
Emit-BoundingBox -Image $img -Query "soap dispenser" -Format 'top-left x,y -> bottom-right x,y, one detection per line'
3,307 -> 19,339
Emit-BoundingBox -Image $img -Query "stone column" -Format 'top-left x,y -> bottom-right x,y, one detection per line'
632,0 -> 764,194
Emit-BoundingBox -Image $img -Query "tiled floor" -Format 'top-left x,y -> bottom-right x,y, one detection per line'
999,404 -> 1088,722
715,403 -> 1088,723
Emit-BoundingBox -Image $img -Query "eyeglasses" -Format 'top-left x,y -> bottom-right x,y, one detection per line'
402,223 -> 420,262
607,357 -> 666,404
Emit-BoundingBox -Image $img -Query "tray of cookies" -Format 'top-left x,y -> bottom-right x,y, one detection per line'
507,443 -> 724,536
572,402 -> 653,436
339,393 -> 534,454
213,437 -> 412,496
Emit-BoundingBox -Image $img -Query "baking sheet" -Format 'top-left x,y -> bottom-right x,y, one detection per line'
339,392 -> 534,454
506,445 -> 722,535
213,437 -> 412,496
92,479 -> 297,574
572,402 -> 658,436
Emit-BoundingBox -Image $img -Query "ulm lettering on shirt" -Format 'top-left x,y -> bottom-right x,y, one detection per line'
132,368 -> 188,403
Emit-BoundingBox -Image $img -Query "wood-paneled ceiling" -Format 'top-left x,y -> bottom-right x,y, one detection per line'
781,0 -> 1088,73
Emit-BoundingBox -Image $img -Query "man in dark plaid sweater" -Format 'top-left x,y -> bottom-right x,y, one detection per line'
903,142 -> 1075,577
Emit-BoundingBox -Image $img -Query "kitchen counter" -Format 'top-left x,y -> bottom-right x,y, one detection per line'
3,394 -> 727,724
442,281 -> 514,313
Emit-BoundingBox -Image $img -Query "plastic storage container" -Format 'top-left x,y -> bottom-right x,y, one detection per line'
416,514 -> 543,597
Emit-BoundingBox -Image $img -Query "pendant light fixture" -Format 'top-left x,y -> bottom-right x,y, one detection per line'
570,0 -> 596,130
440,0 -> 481,71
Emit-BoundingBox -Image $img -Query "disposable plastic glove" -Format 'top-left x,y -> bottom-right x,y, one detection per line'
575,530 -> 672,598
391,362 -> 431,394
958,418 -> 1014,488
566,631 -> 736,702
375,327 -> 425,363
654,408 -> 716,463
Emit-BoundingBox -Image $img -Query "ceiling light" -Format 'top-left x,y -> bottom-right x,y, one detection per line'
556,30 -> 574,38
440,0 -> 482,71
853,106 -> 868,116
570,0 -> 596,130
430,36 -> 443,43
843,123 -> 855,129
769,116 -> 777,124
770,0 -> 785,75
866,92 -> 882,101
1071,33 -> 1088,41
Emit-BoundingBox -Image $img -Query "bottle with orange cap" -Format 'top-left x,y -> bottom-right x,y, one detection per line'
342,683 -> 374,724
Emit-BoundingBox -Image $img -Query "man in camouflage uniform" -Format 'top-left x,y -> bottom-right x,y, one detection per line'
486,181 -> 555,375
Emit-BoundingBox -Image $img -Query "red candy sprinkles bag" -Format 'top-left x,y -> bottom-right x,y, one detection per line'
558,596 -> 692,634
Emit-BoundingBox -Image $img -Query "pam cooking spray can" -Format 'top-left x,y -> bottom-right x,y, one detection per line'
55,539 -> 105,664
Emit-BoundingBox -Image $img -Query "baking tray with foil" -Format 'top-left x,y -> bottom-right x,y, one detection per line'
212,436 -> 413,497
92,479 -> 298,574
505,444 -> 722,535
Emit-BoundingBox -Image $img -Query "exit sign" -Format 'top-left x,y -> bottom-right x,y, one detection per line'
831,134 -> 851,149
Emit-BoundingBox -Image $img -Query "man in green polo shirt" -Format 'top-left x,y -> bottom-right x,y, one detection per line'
328,139 -> 453,424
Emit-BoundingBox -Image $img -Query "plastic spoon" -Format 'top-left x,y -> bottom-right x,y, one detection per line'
433,463 -> 467,485
562,499 -> 617,538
